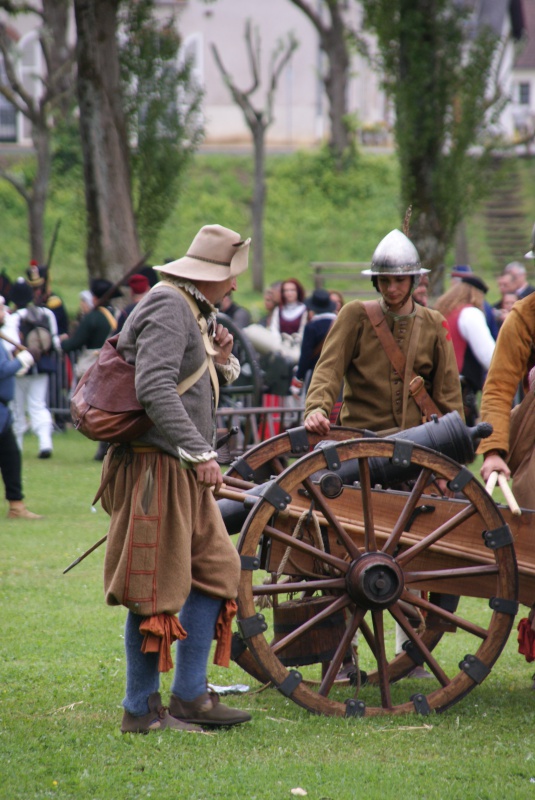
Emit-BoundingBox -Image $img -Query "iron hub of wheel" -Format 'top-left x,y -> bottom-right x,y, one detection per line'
345,552 -> 404,609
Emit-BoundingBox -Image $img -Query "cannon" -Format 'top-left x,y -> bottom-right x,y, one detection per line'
216,417 -> 535,718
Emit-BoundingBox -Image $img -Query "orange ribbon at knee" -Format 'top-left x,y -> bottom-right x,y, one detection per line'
139,613 -> 188,673
213,599 -> 238,668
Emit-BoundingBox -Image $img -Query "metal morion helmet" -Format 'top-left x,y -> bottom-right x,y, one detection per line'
361,229 -> 430,277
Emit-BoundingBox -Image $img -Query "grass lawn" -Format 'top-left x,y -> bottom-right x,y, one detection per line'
1,429 -> 534,800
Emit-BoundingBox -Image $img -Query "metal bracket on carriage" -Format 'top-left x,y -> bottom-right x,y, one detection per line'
411,693 -> 431,716
489,596 -> 519,616
276,669 -> 303,697
402,639 -> 426,667
483,525 -> 514,550
286,426 -> 311,455
240,555 -> 260,571
345,698 -> 366,718
257,481 -> 292,511
458,654 -> 491,684
237,613 -> 268,639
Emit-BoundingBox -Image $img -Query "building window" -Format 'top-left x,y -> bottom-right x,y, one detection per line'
519,83 -> 530,105
0,60 -> 16,142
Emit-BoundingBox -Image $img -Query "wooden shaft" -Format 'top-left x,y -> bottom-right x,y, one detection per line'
497,473 -> 521,516
0,330 -> 27,352
485,471 -> 499,495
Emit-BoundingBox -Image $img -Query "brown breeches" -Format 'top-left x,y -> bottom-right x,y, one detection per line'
101,448 -> 241,617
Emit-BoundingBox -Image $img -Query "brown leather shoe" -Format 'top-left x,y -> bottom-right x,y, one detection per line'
169,690 -> 251,728
121,692 -> 201,734
7,501 -> 43,520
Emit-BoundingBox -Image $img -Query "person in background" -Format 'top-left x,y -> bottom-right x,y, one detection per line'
434,275 -> 495,426
258,281 -> 282,327
412,273 -> 429,307
100,224 -> 252,733
0,297 -> 42,519
329,290 -> 345,314
268,278 -> 307,348
498,292 -> 518,328
61,278 -> 122,461
504,260 -> 535,300
116,274 -> 151,333
78,289 -> 94,319
492,272 -> 516,328
26,262 -> 69,336
290,288 -> 337,399
60,278 -> 121,371
450,265 -> 498,339
8,278 -> 60,459
218,292 -> 252,329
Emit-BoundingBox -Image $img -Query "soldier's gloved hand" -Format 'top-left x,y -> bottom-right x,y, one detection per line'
15,349 -> 35,376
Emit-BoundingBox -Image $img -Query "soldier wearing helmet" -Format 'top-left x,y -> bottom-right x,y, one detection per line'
304,229 -> 464,435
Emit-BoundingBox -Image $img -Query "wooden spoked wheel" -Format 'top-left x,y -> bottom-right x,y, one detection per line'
236,439 -> 518,717
225,426 -> 460,685
225,424 -> 364,483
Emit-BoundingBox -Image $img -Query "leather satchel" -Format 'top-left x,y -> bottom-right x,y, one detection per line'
70,334 -> 211,443
70,335 -> 153,443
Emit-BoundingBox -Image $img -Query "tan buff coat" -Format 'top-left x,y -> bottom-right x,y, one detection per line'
477,293 -> 535,509
305,300 -> 463,431
478,293 -> 535,456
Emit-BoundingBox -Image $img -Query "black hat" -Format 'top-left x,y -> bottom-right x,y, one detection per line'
461,275 -> 488,294
9,277 -> 34,309
305,288 -> 336,314
90,278 -> 122,300
26,262 -> 48,288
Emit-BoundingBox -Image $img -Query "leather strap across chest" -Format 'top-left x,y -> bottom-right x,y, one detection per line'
363,300 -> 442,423
157,281 -> 220,407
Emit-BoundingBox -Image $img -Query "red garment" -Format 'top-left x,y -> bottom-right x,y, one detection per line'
445,305 -> 469,373
517,617 -> 535,663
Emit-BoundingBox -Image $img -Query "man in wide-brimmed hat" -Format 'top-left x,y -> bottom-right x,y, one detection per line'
99,224 -> 252,733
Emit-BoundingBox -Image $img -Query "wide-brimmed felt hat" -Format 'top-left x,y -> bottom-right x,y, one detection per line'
90,278 -> 122,300
305,288 -> 336,314
154,225 -> 250,282
461,275 -> 488,294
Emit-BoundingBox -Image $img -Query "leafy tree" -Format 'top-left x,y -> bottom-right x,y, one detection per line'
212,20 -> 298,291
0,0 -> 75,263
287,0 -> 366,164
119,0 -> 204,253
361,0 -> 507,291
74,0 -> 140,281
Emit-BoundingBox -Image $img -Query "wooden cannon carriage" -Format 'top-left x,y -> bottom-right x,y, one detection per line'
216,417 -> 535,718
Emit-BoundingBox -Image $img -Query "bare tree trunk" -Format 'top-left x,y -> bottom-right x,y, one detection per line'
322,19 -> 351,157
288,1 -> 357,161
28,125 -> 51,263
251,127 -> 265,292
74,0 -> 140,281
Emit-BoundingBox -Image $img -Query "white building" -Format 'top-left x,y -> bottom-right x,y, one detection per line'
0,0 -> 531,148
